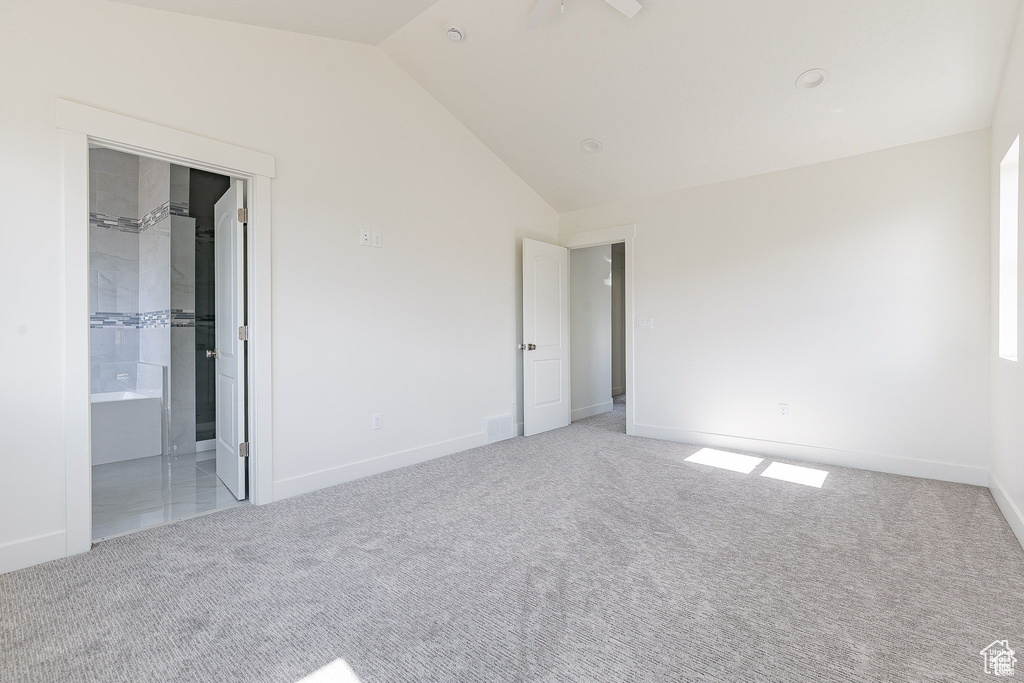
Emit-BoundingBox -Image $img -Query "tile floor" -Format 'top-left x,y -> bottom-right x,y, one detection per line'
92,451 -> 247,540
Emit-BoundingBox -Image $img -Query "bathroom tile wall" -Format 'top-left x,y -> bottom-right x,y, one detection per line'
89,148 -> 140,394
170,209 -> 197,455
137,159 -> 171,376
170,164 -> 189,213
90,148 -> 138,221
90,152 -> 199,454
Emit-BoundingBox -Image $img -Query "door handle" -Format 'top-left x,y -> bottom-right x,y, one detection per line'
206,349 -> 219,358
518,343 -> 537,351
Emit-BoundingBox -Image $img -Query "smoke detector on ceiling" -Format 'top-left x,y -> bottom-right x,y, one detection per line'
446,24 -> 465,42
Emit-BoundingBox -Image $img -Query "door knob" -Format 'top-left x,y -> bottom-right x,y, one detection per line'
206,349 -> 219,358
518,343 -> 537,351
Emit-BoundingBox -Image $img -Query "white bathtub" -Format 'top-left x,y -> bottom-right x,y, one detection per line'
91,391 -> 163,465
92,391 -> 152,403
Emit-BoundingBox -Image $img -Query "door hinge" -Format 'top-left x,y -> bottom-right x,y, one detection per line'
239,442 -> 250,458
238,207 -> 248,224
238,325 -> 248,341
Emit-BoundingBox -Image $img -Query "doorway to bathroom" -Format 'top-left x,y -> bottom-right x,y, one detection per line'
88,146 -> 248,540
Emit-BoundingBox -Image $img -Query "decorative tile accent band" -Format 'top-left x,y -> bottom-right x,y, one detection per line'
90,212 -> 141,233
93,202 -> 192,233
197,225 -> 215,244
90,312 -> 140,328
139,202 -> 170,231
139,310 -> 171,328
91,309 -> 197,329
171,309 -> 196,327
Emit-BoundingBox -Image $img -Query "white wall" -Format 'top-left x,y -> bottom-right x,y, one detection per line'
570,245 -> 612,420
0,0 -> 557,571
990,8 -> 1024,548
611,244 -> 626,397
561,130 -> 992,484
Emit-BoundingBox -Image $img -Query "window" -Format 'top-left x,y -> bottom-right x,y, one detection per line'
999,136 -> 1019,361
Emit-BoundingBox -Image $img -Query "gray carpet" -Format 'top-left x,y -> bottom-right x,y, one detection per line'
2,397 -> 1023,682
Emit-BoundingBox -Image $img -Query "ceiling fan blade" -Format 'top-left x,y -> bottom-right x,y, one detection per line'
526,0 -> 560,28
603,0 -> 642,18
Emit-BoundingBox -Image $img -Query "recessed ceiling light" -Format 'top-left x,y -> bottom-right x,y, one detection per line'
580,138 -> 603,153
795,68 -> 828,90
445,24 -> 465,42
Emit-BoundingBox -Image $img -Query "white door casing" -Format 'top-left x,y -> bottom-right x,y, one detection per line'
50,100 -> 274,574
214,179 -> 247,500
522,238 -> 570,436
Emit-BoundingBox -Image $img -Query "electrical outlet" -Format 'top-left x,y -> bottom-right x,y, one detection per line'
778,403 -> 789,417
360,228 -> 371,246
372,413 -> 382,430
372,231 -> 383,248
637,318 -> 654,329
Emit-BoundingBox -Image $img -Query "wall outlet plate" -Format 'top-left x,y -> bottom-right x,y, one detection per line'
372,231 -> 382,248
360,228 -> 371,246
372,413 -> 382,430
637,318 -> 653,329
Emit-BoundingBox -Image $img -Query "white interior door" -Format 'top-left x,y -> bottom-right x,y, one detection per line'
214,179 -> 247,500
522,238 -> 570,436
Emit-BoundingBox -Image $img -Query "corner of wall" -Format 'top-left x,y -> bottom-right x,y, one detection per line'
371,45 -> 559,225
989,472 -> 1024,550
0,530 -> 67,575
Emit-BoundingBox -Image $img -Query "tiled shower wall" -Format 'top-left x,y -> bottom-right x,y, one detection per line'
169,165 -> 196,455
89,149 -> 197,456
137,155 -> 170,375
89,149 -> 140,393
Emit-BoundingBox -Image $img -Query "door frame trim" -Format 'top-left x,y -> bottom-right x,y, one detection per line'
57,99 -> 276,559
561,225 -> 636,436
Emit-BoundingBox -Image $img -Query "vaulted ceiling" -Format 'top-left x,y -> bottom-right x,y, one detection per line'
111,0 -> 1022,212
110,0 -> 441,45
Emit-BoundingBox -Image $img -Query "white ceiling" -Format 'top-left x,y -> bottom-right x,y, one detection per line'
111,0 -> 1021,212
109,0 -> 442,45
382,0 -> 1022,211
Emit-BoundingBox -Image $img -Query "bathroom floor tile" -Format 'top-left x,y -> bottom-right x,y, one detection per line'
92,451 -> 247,541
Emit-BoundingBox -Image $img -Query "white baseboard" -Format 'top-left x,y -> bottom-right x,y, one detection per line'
572,401 -> 613,421
612,387 -> 625,397
273,431 -> 487,501
632,423 -> 989,486
196,439 -> 216,453
0,530 -> 67,575
989,472 -> 1024,551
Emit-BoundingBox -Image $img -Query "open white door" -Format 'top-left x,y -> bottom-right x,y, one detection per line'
214,179 -> 247,500
522,238 -> 570,436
